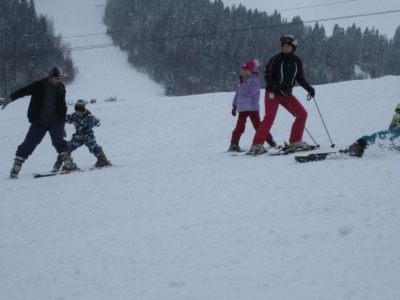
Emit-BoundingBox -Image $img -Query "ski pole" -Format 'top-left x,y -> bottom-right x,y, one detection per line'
303,126 -> 319,147
308,95 -> 335,148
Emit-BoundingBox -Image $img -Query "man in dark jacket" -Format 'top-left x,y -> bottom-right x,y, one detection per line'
0,67 -> 78,178
249,35 -> 316,155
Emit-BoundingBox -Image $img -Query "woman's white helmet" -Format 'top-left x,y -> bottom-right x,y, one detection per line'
280,35 -> 298,52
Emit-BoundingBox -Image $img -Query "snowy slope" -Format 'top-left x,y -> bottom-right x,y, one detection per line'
222,0 -> 400,38
1,1 -> 400,300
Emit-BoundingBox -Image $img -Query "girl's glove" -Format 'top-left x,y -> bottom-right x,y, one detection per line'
238,75 -> 244,84
231,106 -> 237,116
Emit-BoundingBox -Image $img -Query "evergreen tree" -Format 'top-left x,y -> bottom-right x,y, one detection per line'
387,26 -> 400,75
104,0 -> 397,96
0,0 -> 76,95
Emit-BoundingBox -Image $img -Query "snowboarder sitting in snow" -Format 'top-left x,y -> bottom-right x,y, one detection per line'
53,99 -> 111,171
342,103 -> 400,157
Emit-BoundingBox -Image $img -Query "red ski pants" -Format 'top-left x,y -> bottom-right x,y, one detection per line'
231,111 -> 273,144
252,91 -> 308,145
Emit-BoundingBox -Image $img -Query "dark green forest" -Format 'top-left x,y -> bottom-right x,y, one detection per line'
104,0 -> 400,96
0,0 -> 76,96
1,0 -> 400,97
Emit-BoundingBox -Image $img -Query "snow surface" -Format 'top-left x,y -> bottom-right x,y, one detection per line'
1,1 -> 400,299
222,0 -> 400,38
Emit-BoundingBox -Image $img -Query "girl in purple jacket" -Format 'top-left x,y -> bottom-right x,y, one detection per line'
229,60 -> 276,152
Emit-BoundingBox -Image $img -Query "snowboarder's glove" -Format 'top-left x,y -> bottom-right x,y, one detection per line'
231,105 -> 237,116
87,122 -> 93,130
307,86 -> 315,99
0,97 -> 12,110
238,75 -> 244,84
272,85 -> 287,97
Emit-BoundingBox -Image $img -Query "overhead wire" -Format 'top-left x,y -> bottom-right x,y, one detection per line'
266,0 -> 358,13
54,0 -> 361,41
1,6 -> 400,59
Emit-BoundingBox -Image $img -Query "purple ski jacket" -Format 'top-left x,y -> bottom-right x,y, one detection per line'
232,74 -> 260,112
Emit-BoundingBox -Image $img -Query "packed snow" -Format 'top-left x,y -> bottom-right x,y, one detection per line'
1,1 -> 399,299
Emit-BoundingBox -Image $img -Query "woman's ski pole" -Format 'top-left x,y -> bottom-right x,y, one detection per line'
308,95 -> 335,148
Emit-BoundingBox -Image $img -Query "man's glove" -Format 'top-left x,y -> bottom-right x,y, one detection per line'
238,75 -> 244,84
0,97 -> 12,110
307,86 -> 315,100
272,85 -> 287,97
87,122 -> 93,130
231,106 -> 237,116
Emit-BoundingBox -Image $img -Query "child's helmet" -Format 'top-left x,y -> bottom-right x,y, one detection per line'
75,99 -> 87,112
395,103 -> 400,113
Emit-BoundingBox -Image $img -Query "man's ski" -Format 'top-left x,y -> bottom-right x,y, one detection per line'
33,165 -> 114,178
294,152 -> 336,163
33,169 -> 88,178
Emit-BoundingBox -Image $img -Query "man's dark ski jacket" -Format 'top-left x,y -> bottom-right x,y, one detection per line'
10,77 -> 67,124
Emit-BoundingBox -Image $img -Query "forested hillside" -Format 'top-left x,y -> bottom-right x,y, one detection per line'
2,0 -> 400,97
104,0 -> 400,95
0,0 -> 76,96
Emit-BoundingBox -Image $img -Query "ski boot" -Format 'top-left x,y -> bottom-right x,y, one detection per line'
288,140 -> 311,150
340,139 -> 366,157
10,156 -> 25,179
228,143 -> 242,152
94,151 -> 112,168
60,151 -> 79,171
247,144 -> 267,155
52,154 -> 64,173
266,139 -> 278,148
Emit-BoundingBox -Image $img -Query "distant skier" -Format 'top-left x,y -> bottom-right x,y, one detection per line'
228,59 -> 277,152
52,99 -> 112,172
0,67 -> 78,179
341,103 -> 400,157
248,35 -> 315,155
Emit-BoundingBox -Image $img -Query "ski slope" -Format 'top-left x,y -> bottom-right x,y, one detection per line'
1,1 -> 400,299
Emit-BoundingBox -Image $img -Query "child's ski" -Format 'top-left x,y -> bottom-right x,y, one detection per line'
227,149 -> 246,153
